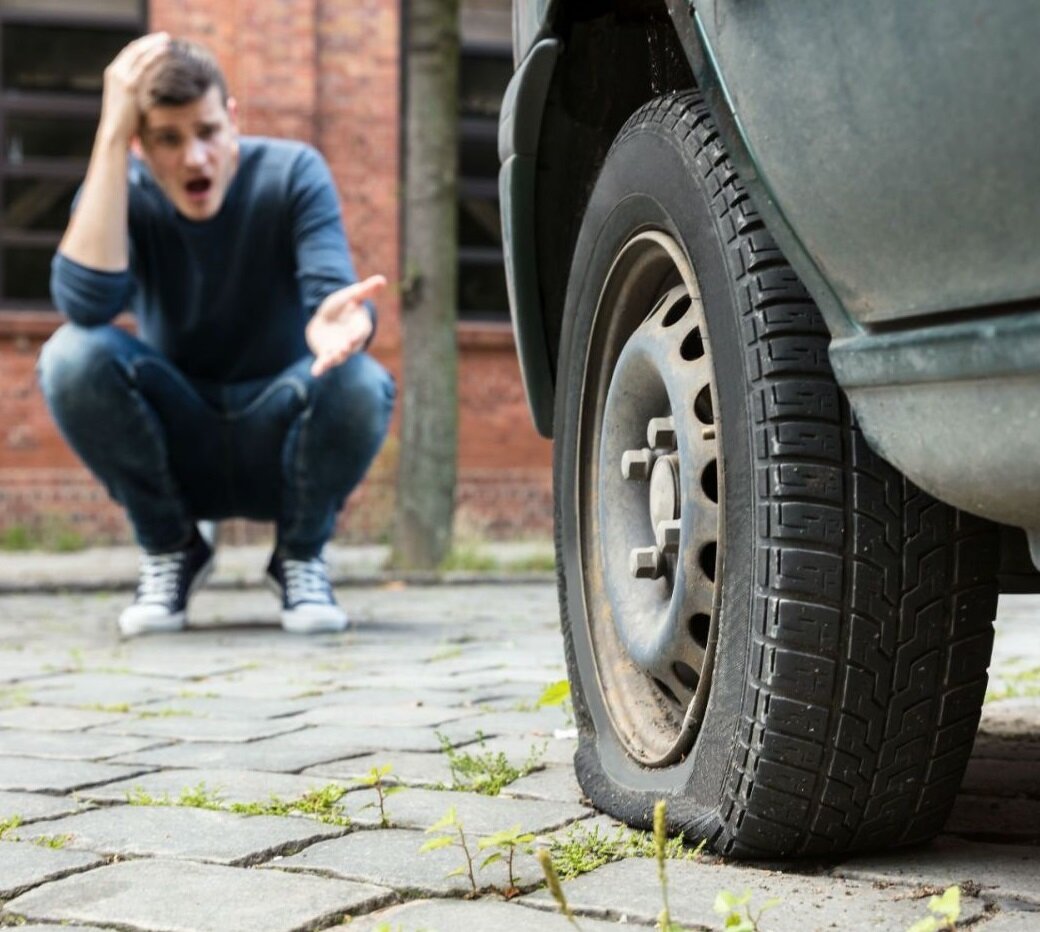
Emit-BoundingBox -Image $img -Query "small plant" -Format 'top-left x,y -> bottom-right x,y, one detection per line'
230,785 -> 352,827
176,782 -> 224,810
906,886 -> 961,932
0,815 -> 22,839
536,847 -> 583,929
126,781 -> 351,827
548,821 -> 703,881
537,680 -> 571,708
85,702 -> 133,714
712,889 -> 781,932
438,546 -> 499,572
136,708 -> 194,719
437,732 -> 543,796
353,764 -> 404,827
420,806 -> 479,896
32,834 -> 71,850
477,824 -> 536,898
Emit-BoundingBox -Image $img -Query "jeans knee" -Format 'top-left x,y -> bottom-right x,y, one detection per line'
313,353 -> 395,441
38,324 -> 126,415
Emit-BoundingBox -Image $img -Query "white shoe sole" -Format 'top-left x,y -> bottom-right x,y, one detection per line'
265,576 -> 348,634
117,557 -> 214,637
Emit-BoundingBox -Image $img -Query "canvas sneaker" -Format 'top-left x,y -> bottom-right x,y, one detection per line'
266,552 -> 348,634
118,530 -> 214,637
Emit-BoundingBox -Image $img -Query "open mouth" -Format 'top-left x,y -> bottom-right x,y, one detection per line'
185,178 -> 212,198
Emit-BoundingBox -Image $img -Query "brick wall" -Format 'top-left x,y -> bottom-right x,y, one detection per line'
0,0 -> 552,546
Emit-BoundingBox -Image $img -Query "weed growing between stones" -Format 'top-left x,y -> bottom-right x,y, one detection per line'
83,703 -> 133,714
31,834 -> 72,849
477,825 -> 536,898
353,764 -> 404,828
126,781 -> 352,827
539,801 -> 713,931
436,732 -> 544,796
421,806 -> 479,896
906,886 -> 961,932
712,888 -> 782,932
0,816 -> 22,839
0,688 -> 30,708
548,820 -> 703,880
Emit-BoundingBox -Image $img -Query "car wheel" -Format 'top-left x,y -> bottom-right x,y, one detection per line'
554,90 -> 1000,857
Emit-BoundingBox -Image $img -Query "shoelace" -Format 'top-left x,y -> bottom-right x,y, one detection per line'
281,558 -> 332,605
136,551 -> 186,605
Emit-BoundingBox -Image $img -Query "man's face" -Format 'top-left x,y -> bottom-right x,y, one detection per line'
137,85 -> 238,221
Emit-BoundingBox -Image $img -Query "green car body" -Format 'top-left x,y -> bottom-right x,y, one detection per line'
500,0 -> 1040,568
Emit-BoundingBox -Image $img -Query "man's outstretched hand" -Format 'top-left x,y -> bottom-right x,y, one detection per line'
306,275 -> 387,377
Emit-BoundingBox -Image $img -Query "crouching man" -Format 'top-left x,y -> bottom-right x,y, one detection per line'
38,34 -> 395,636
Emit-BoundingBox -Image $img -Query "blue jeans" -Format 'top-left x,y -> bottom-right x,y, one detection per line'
37,323 -> 395,558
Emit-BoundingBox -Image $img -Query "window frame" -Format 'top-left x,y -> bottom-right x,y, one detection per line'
0,1 -> 146,310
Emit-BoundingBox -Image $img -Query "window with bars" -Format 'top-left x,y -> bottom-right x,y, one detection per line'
457,31 -> 512,323
0,0 -> 145,309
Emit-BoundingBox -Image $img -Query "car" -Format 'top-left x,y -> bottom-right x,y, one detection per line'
497,0 -> 1040,858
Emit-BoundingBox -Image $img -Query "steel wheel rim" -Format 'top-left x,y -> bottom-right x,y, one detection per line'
578,230 -> 723,767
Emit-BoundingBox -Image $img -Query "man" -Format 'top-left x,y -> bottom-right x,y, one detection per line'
38,34 -> 395,637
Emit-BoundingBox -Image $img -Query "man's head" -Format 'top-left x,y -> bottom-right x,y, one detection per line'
134,39 -> 238,221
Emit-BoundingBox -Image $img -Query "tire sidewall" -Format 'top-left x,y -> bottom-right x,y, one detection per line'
555,106 -> 755,833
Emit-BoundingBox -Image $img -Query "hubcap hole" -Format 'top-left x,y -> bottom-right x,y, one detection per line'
673,661 -> 699,690
699,542 -> 717,582
694,385 -> 714,424
653,677 -> 680,705
662,295 -> 692,327
680,327 -> 705,361
701,460 -> 718,503
688,613 -> 710,644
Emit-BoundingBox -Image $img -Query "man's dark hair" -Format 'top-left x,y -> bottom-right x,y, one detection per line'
143,39 -> 228,109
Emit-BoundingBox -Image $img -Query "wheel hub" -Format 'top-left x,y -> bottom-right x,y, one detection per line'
581,231 -> 722,766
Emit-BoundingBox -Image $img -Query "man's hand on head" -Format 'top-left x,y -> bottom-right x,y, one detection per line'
306,275 -> 387,377
99,32 -> 171,146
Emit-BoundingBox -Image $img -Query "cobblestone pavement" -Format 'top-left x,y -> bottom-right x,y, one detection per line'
0,565 -> 1037,931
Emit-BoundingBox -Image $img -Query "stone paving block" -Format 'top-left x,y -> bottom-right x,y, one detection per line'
135,694 -> 313,719
0,841 -> 103,898
502,766 -> 585,803
89,656 -> 248,680
0,790 -> 86,822
346,898 -> 630,931
78,767 -> 354,806
108,726 -> 379,772
0,705 -> 126,731
294,702 -> 481,729
465,708 -> 574,735
945,794 -> 1040,845
17,672 -> 178,707
522,858 -> 988,930
287,686 -> 483,708
272,827 -> 543,895
479,734 -> 578,767
971,732 -> 1040,762
0,756 -> 149,793
13,925 -> 112,931
343,786 -> 592,834
979,698 -> 1040,737
19,804 -> 345,865
4,858 -> 393,932
835,835 -> 1040,908
0,728 -> 169,761
961,757 -> 1040,798
189,670 -> 343,700
91,714 -> 308,743
974,911 -> 1040,932
305,750 -> 454,787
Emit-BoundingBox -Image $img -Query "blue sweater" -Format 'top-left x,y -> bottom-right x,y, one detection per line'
50,137 -> 372,383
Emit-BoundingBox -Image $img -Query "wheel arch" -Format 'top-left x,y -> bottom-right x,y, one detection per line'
505,0 -> 696,437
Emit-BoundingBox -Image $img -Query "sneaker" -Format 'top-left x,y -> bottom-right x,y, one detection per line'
266,552 -> 348,634
118,531 -> 214,637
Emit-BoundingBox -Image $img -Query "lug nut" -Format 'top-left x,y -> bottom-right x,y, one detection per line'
630,546 -> 665,579
647,416 -> 676,450
655,519 -> 682,555
621,448 -> 655,481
